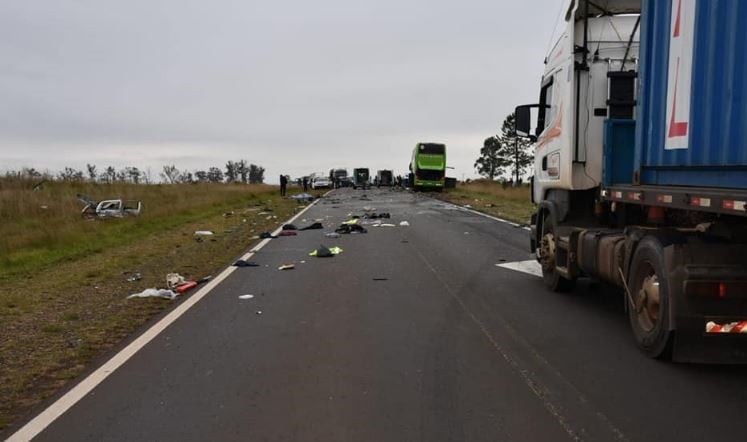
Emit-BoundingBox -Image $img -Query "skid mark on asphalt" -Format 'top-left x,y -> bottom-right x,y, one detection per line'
496,260 -> 543,277
408,243 -> 628,442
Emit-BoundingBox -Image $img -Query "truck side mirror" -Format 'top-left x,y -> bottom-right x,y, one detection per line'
515,105 -> 533,137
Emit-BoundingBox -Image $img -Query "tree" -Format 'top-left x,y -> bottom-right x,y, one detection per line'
59,167 -> 84,181
86,164 -> 97,182
225,161 -> 237,182
126,167 -> 142,184
207,167 -> 224,183
161,165 -> 180,184
195,170 -> 209,182
248,164 -> 265,184
499,112 -> 534,182
179,171 -> 194,183
101,166 -> 116,184
474,136 -> 511,180
236,160 -> 249,183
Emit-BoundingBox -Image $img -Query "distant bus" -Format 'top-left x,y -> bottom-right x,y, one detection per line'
409,143 -> 446,190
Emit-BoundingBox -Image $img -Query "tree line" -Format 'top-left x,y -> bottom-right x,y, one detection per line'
4,160 -> 266,185
474,112 -> 533,182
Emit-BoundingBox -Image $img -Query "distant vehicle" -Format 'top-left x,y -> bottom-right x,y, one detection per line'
311,176 -> 331,189
329,168 -> 349,188
409,143 -> 446,190
352,168 -> 370,190
376,170 -> 393,187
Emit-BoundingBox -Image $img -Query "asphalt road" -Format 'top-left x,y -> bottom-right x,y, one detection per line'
13,188 -> 747,441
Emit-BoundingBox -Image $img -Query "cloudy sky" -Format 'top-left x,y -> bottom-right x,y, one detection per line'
0,0 -> 565,183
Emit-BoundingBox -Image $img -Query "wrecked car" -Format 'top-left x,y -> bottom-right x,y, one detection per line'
78,194 -> 142,219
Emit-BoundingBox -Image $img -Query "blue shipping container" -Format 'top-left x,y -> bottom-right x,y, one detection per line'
635,0 -> 747,189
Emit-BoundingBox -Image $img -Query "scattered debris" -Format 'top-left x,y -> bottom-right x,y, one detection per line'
379,223 -> 396,227
373,277 -> 388,281
282,224 -> 298,231
194,230 -> 214,236
166,273 -> 186,289
300,222 -> 324,230
362,206 -> 376,212
335,224 -> 367,234
197,275 -> 213,283
175,281 -> 198,293
259,232 -> 275,239
277,230 -> 297,237
309,245 -> 343,257
233,260 -> 260,267
291,193 -> 315,202
278,264 -> 295,270
325,232 -> 341,238
127,288 -> 177,300
256,310 -> 263,315
126,272 -> 142,282
238,294 -> 255,300
399,221 -> 410,227
363,213 -> 390,219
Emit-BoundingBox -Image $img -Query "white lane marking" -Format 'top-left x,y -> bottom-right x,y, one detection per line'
7,196 -> 322,442
436,200 -> 532,231
496,260 -> 542,277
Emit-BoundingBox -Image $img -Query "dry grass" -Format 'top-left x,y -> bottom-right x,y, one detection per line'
435,180 -> 535,225
0,178 -> 309,433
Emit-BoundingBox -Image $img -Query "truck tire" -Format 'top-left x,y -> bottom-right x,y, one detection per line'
539,212 -> 575,292
627,236 -> 673,359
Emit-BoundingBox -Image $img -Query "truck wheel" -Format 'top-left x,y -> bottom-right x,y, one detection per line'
627,237 -> 673,359
539,213 -> 575,292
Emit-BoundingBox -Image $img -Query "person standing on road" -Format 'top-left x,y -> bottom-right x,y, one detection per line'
302,177 -> 309,192
280,174 -> 288,196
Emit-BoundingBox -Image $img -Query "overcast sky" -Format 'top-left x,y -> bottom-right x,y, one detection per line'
0,0 -> 565,183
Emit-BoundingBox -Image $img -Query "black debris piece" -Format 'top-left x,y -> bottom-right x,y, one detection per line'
282,224 -> 298,231
313,245 -> 334,258
233,260 -> 261,267
335,224 -> 368,234
259,232 -> 275,239
300,222 -> 324,231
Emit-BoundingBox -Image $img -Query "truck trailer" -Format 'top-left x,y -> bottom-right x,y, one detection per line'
515,0 -> 747,362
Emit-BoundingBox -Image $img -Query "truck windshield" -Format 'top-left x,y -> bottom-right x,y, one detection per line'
418,144 -> 445,155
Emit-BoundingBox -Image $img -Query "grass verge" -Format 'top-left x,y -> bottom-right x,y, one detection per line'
434,180 -> 535,225
0,179 -> 318,433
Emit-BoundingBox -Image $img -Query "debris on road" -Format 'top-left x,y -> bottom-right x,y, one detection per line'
259,232 -> 275,239
277,230 -> 297,236
300,222 -> 324,230
309,245 -> 343,257
233,260 -> 260,267
127,288 -> 177,300
278,264 -> 295,270
282,224 -> 298,231
399,221 -> 410,226
325,232 -> 341,238
335,224 -> 367,234
238,294 -> 255,300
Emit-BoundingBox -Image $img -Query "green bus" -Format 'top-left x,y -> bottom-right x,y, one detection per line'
409,142 -> 446,190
